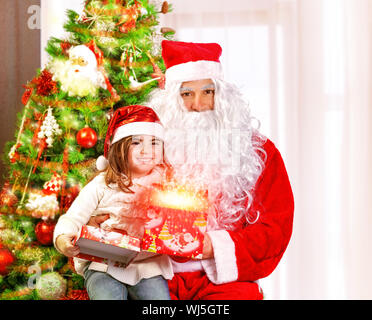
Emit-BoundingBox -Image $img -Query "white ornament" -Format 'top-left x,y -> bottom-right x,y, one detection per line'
37,107 -> 62,148
46,137 -> 54,147
25,192 -> 59,220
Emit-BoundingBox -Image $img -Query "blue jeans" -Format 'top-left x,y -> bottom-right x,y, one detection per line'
84,269 -> 171,300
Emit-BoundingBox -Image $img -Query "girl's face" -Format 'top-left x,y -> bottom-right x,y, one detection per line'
127,135 -> 164,178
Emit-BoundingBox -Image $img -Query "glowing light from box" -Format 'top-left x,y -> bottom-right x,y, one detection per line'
150,187 -> 208,212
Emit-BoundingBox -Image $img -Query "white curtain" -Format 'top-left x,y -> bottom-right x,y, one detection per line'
40,0 -> 84,66
41,0 -> 372,299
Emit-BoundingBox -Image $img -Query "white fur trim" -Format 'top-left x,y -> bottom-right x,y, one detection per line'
165,60 -> 224,88
171,259 -> 203,273
201,230 -> 238,284
111,122 -> 164,145
96,155 -> 109,171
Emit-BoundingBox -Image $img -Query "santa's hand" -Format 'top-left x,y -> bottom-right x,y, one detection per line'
56,234 -> 80,257
87,214 -> 110,228
202,234 -> 214,259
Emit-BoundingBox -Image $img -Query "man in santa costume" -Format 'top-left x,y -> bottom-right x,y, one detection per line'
145,40 -> 294,300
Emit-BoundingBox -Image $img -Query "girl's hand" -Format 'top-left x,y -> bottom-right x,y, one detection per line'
87,214 -> 110,228
55,234 -> 80,257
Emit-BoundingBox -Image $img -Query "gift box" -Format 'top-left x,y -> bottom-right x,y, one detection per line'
141,186 -> 209,260
74,225 -> 141,267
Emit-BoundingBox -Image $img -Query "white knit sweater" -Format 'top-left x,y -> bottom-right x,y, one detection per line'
53,168 -> 173,286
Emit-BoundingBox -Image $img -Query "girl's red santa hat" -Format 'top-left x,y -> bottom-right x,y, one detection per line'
96,105 -> 164,171
162,40 -> 224,87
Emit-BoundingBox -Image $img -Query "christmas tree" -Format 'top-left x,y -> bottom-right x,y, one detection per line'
158,221 -> 172,240
0,0 -> 173,300
147,236 -> 158,253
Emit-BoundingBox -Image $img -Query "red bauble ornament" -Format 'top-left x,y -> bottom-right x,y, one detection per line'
76,127 -> 98,149
0,248 -> 15,275
35,220 -> 56,246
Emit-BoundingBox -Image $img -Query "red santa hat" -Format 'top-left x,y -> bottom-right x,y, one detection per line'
161,40 -> 224,87
96,105 -> 164,171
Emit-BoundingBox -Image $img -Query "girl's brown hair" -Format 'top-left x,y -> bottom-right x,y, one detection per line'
105,136 -> 134,193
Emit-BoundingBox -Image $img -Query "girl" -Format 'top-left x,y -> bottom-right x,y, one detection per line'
53,105 -> 173,300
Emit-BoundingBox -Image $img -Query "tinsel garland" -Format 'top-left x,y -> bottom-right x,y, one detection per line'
50,39 -> 164,68
87,6 -> 143,17
70,26 -> 126,39
0,287 -> 33,300
69,15 -> 157,39
13,156 -> 96,175
30,95 -> 115,111
59,146 -> 70,214
11,259 -> 60,274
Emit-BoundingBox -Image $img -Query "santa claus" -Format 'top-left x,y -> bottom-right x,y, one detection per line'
145,40 -> 295,300
49,41 -> 118,100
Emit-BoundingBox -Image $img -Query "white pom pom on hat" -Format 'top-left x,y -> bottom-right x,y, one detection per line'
96,155 -> 109,171
96,105 -> 164,171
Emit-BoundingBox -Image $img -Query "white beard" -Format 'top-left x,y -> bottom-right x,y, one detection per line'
49,59 -> 107,97
147,79 -> 267,229
164,111 -> 242,188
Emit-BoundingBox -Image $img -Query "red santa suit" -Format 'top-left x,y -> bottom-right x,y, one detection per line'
167,138 -> 294,300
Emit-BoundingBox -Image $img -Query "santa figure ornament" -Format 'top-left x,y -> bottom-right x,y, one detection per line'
96,105 -> 164,171
49,40 -> 118,100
